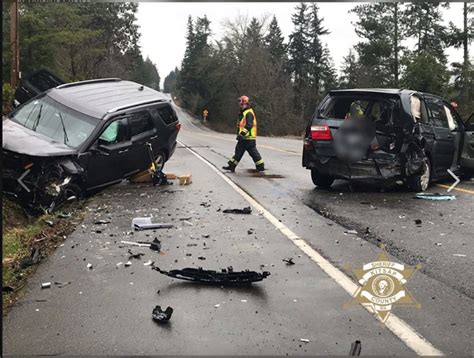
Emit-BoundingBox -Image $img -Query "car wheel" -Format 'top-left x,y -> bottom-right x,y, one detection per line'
154,152 -> 165,171
311,169 -> 334,189
48,182 -> 83,213
407,158 -> 431,192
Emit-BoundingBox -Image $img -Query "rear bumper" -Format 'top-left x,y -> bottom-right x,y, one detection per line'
303,146 -> 402,183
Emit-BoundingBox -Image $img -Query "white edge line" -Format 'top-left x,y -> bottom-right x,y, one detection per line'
179,140 -> 444,357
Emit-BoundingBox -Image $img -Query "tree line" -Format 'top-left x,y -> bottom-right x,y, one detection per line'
165,2 -> 473,136
3,2 -> 160,112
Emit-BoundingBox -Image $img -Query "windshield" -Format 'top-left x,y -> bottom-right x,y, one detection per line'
10,95 -> 100,148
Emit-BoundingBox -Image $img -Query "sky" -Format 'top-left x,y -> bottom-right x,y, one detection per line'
136,2 -> 465,87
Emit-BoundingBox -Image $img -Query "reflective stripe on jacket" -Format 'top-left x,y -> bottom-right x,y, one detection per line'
238,108 -> 257,140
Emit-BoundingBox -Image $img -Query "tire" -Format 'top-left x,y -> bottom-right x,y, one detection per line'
154,151 -> 165,172
311,169 -> 334,189
48,182 -> 83,213
406,158 -> 431,192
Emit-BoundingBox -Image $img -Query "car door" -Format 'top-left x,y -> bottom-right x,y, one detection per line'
443,102 -> 464,169
126,109 -> 158,175
423,95 -> 456,177
460,113 -> 474,171
85,116 -> 134,190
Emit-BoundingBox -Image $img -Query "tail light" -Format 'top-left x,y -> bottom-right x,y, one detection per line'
175,122 -> 182,131
310,125 -> 332,140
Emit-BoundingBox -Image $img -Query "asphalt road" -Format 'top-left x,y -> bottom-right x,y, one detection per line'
3,103 -> 473,355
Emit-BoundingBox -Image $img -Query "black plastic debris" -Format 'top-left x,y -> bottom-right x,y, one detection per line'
247,229 -> 254,235
223,207 -> 252,214
128,249 -> 145,260
3,286 -> 14,293
20,247 -> 41,268
152,305 -> 173,323
283,258 -> 295,265
198,256 -> 206,260
200,202 -> 211,208
414,219 -> 422,225
349,340 -> 361,356
132,217 -> 173,231
152,266 -> 270,285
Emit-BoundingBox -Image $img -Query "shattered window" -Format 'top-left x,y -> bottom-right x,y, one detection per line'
318,96 -> 396,123
425,98 -> 449,129
157,106 -> 178,125
99,117 -> 129,144
11,95 -> 99,148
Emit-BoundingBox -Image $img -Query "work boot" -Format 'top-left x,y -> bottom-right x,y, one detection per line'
222,164 -> 235,172
256,163 -> 265,172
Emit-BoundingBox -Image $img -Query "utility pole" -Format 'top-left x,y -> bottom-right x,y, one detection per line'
10,0 -> 19,89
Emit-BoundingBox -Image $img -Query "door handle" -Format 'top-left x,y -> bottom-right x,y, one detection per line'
118,149 -> 129,154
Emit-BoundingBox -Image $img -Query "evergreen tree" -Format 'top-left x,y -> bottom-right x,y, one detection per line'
351,3 -> 404,87
339,49 -> 360,88
264,16 -> 286,66
288,2 -> 311,118
163,68 -> 178,94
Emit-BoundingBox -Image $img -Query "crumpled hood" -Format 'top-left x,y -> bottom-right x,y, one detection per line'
2,118 -> 77,156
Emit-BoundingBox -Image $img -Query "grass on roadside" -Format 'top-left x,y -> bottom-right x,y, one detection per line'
2,197 -> 85,310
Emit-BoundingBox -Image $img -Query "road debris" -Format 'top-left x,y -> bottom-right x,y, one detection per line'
198,256 -> 206,260
94,219 -> 111,225
144,260 -> 154,266
128,249 -> 145,260
349,340 -> 362,356
414,193 -> 456,201
282,258 -> 295,265
125,261 -> 132,267
152,305 -> 173,323
20,247 -> 41,268
214,304 -> 220,308
41,282 -> 51,289
182,220 -> 193,227
453,254 -> 466,257
87,263 -> 93,269
344,229 -> 358,235
178,174 -> 192,185
132,217 -> 173,231
299,338 -> 310,343
223,207 -> 252,214
152,266 -> 270,285
414,219 -> 422,225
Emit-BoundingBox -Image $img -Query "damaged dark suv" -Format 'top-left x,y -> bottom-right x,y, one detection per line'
3,78 -> 181,212
303,89 -> 474,191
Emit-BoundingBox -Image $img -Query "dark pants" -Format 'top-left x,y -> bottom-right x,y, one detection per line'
228,139 -> 264,169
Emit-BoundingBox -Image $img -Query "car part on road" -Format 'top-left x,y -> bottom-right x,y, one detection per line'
282,258 -> 295,265
222,206 -> 252,214
128,249 -> 145,260
94,219 -> 111,225
152,266 -> 270,285
41,282 -> 51,289
131,217 -> 174,230
121,238 -> 162,252
349,340 -> 362,356
20,247 -> 41,268
152,305 -> 173,323
414,193 -> 456,201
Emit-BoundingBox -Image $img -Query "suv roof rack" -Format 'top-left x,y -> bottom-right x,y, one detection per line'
107,99 -> 166,114
56,78 -> 121,89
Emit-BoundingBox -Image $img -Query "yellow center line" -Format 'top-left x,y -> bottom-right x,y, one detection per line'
183,129 -> 301,155
436,184 -> 474,195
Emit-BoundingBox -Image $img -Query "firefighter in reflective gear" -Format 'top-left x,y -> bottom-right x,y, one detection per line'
223,95 -> 265,172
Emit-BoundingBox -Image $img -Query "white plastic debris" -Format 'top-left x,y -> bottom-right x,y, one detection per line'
241,300 -> 247,303
143,260 -> 153,266
41,282 -> 51,289
344,230 -> 358,235
300,338 -> 310,343
453,254 -> 466,257
116,262 -> 123,267
125,261 -> 132,267
87,263 -> 93,269
214,304 -> 220,308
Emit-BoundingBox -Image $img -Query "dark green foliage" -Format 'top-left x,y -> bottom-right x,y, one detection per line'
3,3 -> 158,88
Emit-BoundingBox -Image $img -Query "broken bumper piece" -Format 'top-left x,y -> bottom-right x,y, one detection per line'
152,266 -> 270,285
